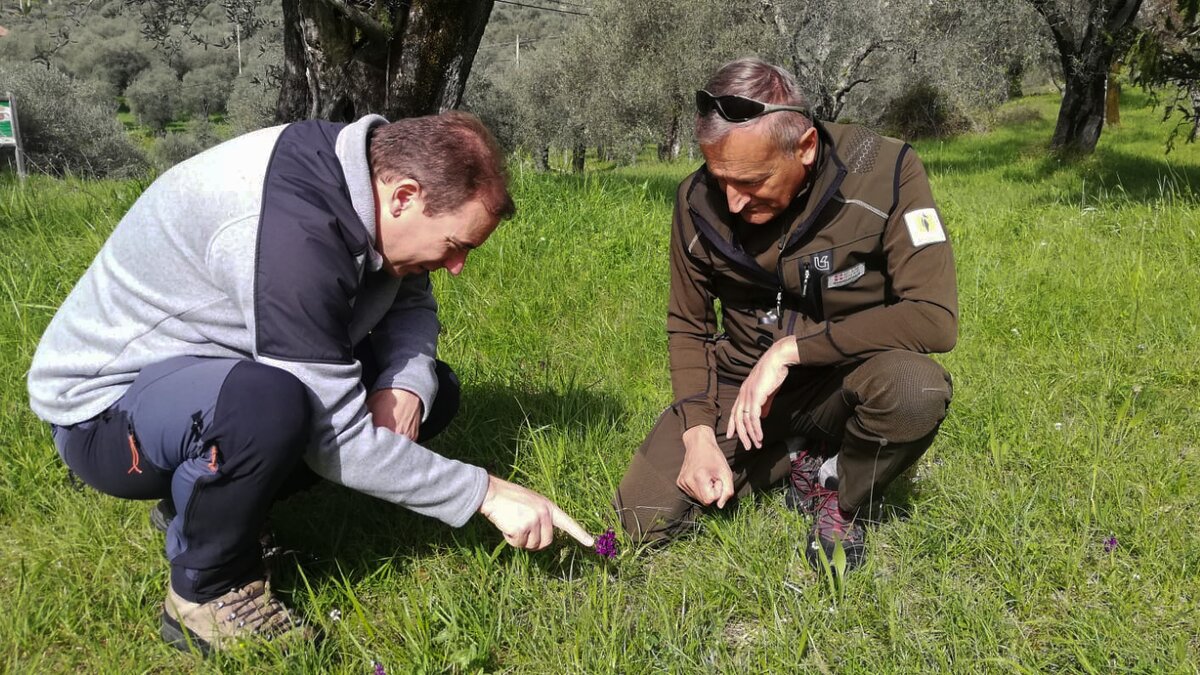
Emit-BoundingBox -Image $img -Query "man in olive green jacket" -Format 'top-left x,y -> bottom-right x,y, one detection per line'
615,58 -> 957,572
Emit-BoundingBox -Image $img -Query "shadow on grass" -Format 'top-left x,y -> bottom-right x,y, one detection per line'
1084,147 -> 1200,202
269,380 -> 627,587
878,475 -> 925,524
991,146 -> 1200,207
921,134 -> 1039,178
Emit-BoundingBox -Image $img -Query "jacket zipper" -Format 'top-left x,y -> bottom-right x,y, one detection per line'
773,227 -> 787,328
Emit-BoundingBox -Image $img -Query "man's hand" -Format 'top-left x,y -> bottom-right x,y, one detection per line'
726,337 -> 799,450
478,475 -> 595,550
677,425 -> 734,508
367,388 -> 423,440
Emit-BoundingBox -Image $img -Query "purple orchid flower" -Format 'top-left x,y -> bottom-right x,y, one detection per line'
595,527 -> 618,559
372,660 -> 386,675
1104,536 -> 1118,553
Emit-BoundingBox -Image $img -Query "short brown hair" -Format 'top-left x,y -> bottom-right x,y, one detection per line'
368,111 -> 516,220
696,58 -> 813,156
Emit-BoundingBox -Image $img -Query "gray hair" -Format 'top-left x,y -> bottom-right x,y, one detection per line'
695,58 -> 813,155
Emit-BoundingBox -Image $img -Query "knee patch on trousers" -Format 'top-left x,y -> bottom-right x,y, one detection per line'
846,351 -> 952,443
214,362 -> 312,464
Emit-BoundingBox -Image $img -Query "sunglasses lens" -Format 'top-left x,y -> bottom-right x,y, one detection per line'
716,95 -> 764,121
696,91 -> 768,122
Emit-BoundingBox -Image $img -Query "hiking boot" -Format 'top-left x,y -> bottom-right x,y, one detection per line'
785,451 -> 824,515
161,579 -> 317,655
804,487 -> 866,574
149,499 -> 176,533
785,440 -> 833,516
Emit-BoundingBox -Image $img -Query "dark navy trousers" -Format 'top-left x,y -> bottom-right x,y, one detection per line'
51,352 -> 460,603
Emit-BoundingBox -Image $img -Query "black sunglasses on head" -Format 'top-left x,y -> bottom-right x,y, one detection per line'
695,89 -> 811,122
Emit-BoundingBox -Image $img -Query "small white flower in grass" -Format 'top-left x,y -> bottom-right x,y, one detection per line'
828,606 -> 836,614
1054,422 -> 1063,431
1011,327 -> 1020,336
329,609 -> 342,622
1138,344 -> 1147,351
1039,241 -> 1048,247
1132,385 -> 1143,394
1133,573 -> 1141,580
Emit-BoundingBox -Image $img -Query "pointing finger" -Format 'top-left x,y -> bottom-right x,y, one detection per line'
538,509 -> 554,551
551,505 -> 595,547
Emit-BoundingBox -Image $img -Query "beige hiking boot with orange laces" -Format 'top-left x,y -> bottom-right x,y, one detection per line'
161,579 -> 316,654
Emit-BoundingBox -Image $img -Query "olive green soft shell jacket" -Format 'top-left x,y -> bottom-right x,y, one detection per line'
668,122 -> 958,431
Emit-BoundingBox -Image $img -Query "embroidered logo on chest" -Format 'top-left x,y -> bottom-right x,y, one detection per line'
812,250 -> 833,272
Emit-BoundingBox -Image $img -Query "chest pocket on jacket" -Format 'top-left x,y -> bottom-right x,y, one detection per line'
817,237 -> 887,321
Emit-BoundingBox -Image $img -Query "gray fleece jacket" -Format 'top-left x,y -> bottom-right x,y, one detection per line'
27,115 -> 489,527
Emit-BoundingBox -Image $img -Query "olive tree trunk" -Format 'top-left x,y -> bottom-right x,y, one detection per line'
277,0 -> 494,122
1029,0 -> 1142,154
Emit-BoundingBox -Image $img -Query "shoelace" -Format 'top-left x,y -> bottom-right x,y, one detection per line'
212,584 -> 298,636
791,452 -> 823,491
810,487 -> 855,538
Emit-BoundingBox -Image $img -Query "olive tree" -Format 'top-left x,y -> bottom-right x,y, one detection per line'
125,65 -> 186,131
1027,0 -> 1144,153
133,0 -> 498,121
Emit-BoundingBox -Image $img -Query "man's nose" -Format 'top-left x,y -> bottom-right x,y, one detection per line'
725,185 -> 750,213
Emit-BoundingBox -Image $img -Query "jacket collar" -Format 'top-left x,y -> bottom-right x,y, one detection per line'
335,114 -> 389,273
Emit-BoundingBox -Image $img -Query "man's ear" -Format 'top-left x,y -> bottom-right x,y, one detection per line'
388,178 -> 422,217
797,126 -> 819,167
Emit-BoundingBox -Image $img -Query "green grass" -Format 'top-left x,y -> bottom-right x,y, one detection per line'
1,92 -> 1198,672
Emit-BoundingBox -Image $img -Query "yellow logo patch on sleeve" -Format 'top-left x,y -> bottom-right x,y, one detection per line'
904,208 -> 946,247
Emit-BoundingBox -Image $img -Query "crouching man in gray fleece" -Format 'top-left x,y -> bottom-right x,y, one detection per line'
27,111 -> 594,654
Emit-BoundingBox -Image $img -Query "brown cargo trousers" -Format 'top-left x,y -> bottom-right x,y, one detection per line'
614,350 -> 952,544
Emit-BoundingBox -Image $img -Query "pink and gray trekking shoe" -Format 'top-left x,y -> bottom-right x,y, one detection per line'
804,487 -> 867,574
785,451 -> 824,515
785,440 -> 832,516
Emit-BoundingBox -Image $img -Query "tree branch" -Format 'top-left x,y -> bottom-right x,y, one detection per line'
844,38 -> 891,79
1027,0 -> 1079,51
833,76 -> 873,99
1103,0 -> 1143,34
314,0 -> 390,42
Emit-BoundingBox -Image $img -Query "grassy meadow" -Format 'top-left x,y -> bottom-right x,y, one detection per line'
1,92 -> 1198,672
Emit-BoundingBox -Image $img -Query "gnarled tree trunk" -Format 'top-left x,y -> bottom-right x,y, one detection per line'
277,0 -> 494,122
1029,0 -> 1142,154
571,141 -> 585,173
657,112 -> 681,162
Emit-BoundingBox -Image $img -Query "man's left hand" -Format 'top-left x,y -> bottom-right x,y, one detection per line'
367,388 -> 424,440
726,337 -> 799,450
